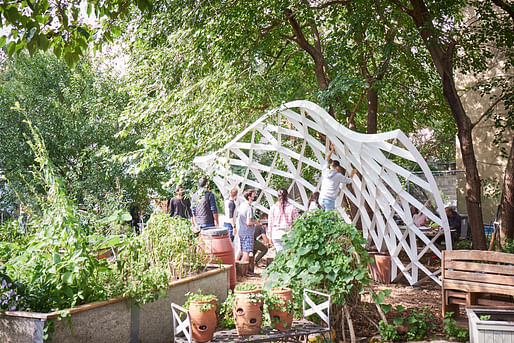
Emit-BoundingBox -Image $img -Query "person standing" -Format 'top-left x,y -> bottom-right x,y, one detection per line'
167,186 -> 192,221
268,188 -> 298,252
319,143 -> 357,211
191,177 -> 219,229
253,213 -> 270,267
224,188 -> 238,241
238,189 -> 260,270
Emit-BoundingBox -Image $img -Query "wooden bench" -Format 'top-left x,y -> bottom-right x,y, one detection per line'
442,250 -> 514,317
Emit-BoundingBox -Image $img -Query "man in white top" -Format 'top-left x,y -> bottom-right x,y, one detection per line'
319,143 -> 357,211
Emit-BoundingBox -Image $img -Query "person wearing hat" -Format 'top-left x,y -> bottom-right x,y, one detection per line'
167,186 -> 192,221
191,177 -> 219,229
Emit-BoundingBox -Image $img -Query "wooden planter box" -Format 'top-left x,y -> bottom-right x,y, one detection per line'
466,308 -> 514,343
0,265 -> 231,343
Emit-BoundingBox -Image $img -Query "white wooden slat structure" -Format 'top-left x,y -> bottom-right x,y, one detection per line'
194,100 -> 451,286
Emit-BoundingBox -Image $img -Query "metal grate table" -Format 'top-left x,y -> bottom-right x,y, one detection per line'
173,319 -> 331,342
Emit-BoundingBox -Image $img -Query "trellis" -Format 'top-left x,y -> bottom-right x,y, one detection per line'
194,100 -> 451,285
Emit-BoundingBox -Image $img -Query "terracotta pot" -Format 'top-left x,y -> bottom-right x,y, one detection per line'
268,287 -> 293,331
188,300 -> 217,342
233,289 -> 263,335
199,227 -> 236,290
368,252 -> 391,284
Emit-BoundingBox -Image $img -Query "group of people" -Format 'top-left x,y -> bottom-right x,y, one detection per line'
163,142 -> 358,276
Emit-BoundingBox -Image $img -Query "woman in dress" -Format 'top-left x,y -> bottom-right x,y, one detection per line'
268,188 -> 298,252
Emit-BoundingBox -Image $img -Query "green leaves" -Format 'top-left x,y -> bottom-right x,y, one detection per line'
264,211 -> 374,308
0,1 -> 151,67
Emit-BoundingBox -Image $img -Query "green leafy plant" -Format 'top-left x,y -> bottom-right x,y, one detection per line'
218,290 -> 235,329
479,315 -> 491,321
185,290 -> 218,312
501,239 -> 514,254
234,283 -> 264,303
405,307 -> 434,340
264,211 -> 374,312
443,312 -> 469,342
379,320 -> 402,342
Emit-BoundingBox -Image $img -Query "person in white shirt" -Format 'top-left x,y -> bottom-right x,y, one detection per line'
319,143 -> 357,211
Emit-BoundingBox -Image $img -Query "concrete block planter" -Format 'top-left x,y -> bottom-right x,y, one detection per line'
0,265 -> 230,343
466,307 -> 514,343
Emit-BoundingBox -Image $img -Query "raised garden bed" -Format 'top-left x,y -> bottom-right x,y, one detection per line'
466,307 -> 514,343
0,265 -> 230,343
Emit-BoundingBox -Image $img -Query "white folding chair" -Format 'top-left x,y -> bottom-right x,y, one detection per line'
302,289 -> 331,332
171,302 -> 192,343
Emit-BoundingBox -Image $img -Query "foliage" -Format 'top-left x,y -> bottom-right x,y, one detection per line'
218,290 -> 235,329
3,122 -> 107,312
265,289 -> 294,313
185,289 -> 217,312
443,312 -> 469,342
0,0 -> 151,66
404,307 -> 435,340
0,52 -> 159,221
234,283 -> 264,304
454,239 -> 473,250
380,306 -> 434,342
99,212 -> 207,304
501,239 -> 514,254
234,283 -> 261,292
264,211 -> 372,310
379,320 -> 402,342
1,127 -> 208,312
0,268 -> 23,311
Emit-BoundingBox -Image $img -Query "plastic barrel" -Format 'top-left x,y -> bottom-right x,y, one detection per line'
200,227 -> 236,289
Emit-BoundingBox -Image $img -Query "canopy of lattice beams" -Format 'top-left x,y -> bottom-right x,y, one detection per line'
194,100 -> 451,286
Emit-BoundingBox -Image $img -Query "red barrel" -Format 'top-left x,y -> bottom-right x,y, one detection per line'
200,227 -> 236,289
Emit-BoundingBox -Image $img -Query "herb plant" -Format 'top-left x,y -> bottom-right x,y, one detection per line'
443,312 -> 469,342
185,290 -> 218,312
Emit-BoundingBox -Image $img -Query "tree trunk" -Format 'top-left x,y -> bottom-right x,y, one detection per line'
408,0 -> 487,249
366,88 -> 378,134
499,137 -> 514,241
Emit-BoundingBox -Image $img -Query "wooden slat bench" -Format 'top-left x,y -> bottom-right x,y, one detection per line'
442,250 -> 514,317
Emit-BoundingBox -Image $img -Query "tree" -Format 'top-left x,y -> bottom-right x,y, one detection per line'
0,0 -> 151,66
0,52 -> 156,214
119,0 -> 454,186
390,0 -> 513,248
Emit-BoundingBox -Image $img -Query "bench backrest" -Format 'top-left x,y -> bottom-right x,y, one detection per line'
442,250 -> 514,288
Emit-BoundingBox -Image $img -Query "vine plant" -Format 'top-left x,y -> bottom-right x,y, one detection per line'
263,210 -> 390,343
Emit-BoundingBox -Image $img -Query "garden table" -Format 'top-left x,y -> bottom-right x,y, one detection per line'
172,289 -> 332,343
173,320 -> 331,342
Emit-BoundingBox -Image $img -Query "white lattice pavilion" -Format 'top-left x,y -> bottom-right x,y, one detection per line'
194,100 -> 451,286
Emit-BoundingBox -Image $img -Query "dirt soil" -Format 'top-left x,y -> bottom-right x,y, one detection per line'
239,262 -> 467,342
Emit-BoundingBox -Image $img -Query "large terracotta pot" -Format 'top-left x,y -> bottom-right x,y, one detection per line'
200,227 -> 236,289
233,289 -> 263,335
188,300 -> 217,342
268,287 -> 293,331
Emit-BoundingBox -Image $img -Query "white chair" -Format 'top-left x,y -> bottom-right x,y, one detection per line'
171,302 -> 192,343
303,289 -> 331,339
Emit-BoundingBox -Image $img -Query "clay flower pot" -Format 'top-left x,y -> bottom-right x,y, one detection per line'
233,289 -> 264,335
188,300 -> 217,342
268,287 -> 293,331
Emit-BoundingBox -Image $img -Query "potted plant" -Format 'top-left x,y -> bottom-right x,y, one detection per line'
233,283 -> 264,335
267,287 -> 294,330
185,290 -> 218,342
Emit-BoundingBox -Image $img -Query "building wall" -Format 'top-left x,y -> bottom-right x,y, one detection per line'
455,30 -> 512,224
